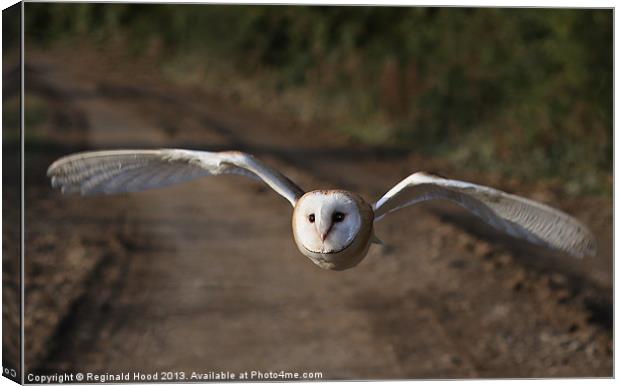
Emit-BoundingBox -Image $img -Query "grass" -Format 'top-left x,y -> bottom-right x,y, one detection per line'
24,4 -> 613,196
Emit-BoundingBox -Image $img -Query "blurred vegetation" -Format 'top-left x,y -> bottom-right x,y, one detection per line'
25,4 -> 612,195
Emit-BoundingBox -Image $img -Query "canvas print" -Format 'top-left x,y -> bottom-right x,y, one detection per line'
3,3 -> 613,382
3,2 -> 22,383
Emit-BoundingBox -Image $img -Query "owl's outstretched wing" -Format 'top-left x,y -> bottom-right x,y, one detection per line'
373,172 -> 596,258
47,149 -> 304,206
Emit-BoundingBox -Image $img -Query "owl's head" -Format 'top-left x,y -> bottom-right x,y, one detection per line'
292,190 -> 363,255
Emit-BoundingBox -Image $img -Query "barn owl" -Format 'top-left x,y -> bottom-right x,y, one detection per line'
47,149 -> 597,270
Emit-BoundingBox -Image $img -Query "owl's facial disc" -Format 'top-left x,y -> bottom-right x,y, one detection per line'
293,191 -> 362,254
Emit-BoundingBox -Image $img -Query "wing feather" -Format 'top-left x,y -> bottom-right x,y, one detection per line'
48,149 -> 304,206
373,172 -> 596,258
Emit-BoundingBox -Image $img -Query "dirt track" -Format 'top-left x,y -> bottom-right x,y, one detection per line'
23,50 -> 612,379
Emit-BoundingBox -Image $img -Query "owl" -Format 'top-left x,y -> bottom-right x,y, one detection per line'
48,149 -> 597,270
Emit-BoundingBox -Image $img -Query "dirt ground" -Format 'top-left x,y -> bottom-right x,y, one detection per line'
19,47 -> 612,380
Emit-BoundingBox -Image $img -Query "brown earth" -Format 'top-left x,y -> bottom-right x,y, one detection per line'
19,47 -> 612,380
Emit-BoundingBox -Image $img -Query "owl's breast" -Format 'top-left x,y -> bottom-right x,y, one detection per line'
295,236 -> 373,271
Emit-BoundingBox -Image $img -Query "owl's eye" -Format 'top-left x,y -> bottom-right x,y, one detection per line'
333,212 -> 345,222
308,214 -> 315,223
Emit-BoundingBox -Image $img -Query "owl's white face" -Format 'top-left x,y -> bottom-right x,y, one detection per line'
293,191 -> 362,254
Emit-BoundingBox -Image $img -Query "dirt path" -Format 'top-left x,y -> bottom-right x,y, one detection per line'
24,52 -> 612,379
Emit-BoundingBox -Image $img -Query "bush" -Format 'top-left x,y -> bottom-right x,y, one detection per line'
25,4 -> 612,194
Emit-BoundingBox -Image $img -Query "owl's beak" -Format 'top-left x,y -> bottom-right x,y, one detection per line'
316,211 -> 333,243
319,223 -> 334,242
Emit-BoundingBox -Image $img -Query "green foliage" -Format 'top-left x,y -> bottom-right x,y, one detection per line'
25,4 -> 612,194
